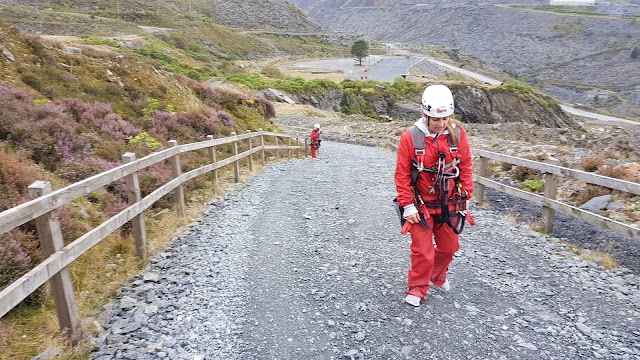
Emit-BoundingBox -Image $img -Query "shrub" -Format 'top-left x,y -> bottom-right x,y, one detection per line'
127,132 -> 161,151
522,179 -> 544,192
597,164 -> 639,182
227,73 -> 270,90
55,156 -> 118,183
580,154 -> 604,172
0,148 -> 39,211
572,185 -> 610,206
0,231 -> 41,301
253,96 -> 276,120
500,162 -> 513,171
512,166 -> 541,181
57,98 -> 140,139
261,67 -> 285,79
218,111 -> 234,127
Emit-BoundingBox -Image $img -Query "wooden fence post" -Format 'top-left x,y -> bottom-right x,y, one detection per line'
287,137 -> 291,160
247,130 -> 254,172
543,173 -> 559,233
231,132 -> 239,182
476,156 -> 489,205
275,136 -> 279,160
168,140 -> 185,216
122,153 -> 147,260
296,137 -> 300,158
305,137 -> 309,157
28,181 -> 82,345
206,135 -> 219,194
259,128 -> 265,164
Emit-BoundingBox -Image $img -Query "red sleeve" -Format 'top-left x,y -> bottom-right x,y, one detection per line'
394,130 -> 416,207
457,127 -> 474,196
309,131 -> 319,140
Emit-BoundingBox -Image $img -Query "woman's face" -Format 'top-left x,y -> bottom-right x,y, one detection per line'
426,115 -> 450,133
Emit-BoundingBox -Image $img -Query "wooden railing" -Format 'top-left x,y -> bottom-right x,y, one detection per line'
282,125 -> 640,240
474,150 -> 640,239
0,130 -> 305,343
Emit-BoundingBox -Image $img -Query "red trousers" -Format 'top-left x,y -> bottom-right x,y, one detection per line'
406,216 -> 460,298
311,145 -> 318,158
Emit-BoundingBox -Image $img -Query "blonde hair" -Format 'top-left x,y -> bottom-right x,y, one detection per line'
446,118 -> 463,145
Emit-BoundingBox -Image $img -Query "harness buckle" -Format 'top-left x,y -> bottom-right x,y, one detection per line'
415,149 -> 425,155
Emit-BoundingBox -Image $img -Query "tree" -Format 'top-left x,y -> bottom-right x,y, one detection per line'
351,40 -> 369,66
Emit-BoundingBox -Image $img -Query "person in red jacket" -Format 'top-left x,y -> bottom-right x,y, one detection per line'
308,123 -> 321,159
394,84 -> 474,307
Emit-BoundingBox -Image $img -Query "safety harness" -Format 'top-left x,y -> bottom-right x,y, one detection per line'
408,125 -> 473,234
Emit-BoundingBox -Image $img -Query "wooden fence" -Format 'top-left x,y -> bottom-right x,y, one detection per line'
0,130 -> 305,343
282,125 -> 640,239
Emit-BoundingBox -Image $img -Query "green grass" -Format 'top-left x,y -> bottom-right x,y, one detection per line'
547,23 -> 585,36
511,5 -> 599,16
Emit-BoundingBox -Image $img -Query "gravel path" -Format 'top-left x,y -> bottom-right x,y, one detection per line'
90,141 -> 640,360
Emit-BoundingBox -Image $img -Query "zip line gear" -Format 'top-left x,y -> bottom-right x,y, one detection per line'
396,85 -> 473,304
421,84 -> 455,118
309,128 -> 321,159
397,124 -> 474,235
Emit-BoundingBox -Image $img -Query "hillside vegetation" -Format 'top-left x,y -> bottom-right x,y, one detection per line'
0,20 -> 287,358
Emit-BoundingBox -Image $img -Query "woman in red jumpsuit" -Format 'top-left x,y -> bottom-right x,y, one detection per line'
394,84 -> 474,307
309,124 -> 321,159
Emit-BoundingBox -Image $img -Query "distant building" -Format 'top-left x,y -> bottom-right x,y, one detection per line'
549,0 -> 596,5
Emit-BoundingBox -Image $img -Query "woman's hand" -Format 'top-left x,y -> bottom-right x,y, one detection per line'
404,213 -> 420,224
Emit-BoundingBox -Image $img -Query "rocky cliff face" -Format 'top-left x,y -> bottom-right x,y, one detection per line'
288,1 -> 640,119
453,85 -> 579,129
273,84 -> 580,129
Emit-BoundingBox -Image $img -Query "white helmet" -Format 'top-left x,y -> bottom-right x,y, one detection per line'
421,84 -> 454,118
313,123 -> 320,129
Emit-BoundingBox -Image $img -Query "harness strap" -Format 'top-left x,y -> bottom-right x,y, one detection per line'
407,124 -> 468,233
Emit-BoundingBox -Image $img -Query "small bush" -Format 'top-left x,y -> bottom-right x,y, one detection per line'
522,179 -> 544,192
218,111 -> 234,127
572,185 -> 610,206
127,132 -> 161,151
580,154 -> 604,172
261,67 -> 285,79
500,162 -> 513,171
597,164 -> 639,182
0,231 -> 41,301
512,166 -> 535,181
55,156 -> 118,183
0,149 -> 39,211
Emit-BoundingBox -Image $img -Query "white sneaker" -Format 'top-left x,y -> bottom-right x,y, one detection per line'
432,279 -> 450,292
404,294 -> 421,307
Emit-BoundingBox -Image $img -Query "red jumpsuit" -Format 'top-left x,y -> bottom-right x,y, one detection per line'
394,124 -> 474,299
309,129 -> 320,158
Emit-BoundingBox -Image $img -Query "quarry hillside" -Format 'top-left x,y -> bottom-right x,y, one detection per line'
290,0 -> 640,119
0,0 -> 323,33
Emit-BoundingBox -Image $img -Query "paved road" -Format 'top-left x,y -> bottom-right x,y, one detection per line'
559,105 -> 640,128
424,58 -> 502,86
361,56 -> 414,82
